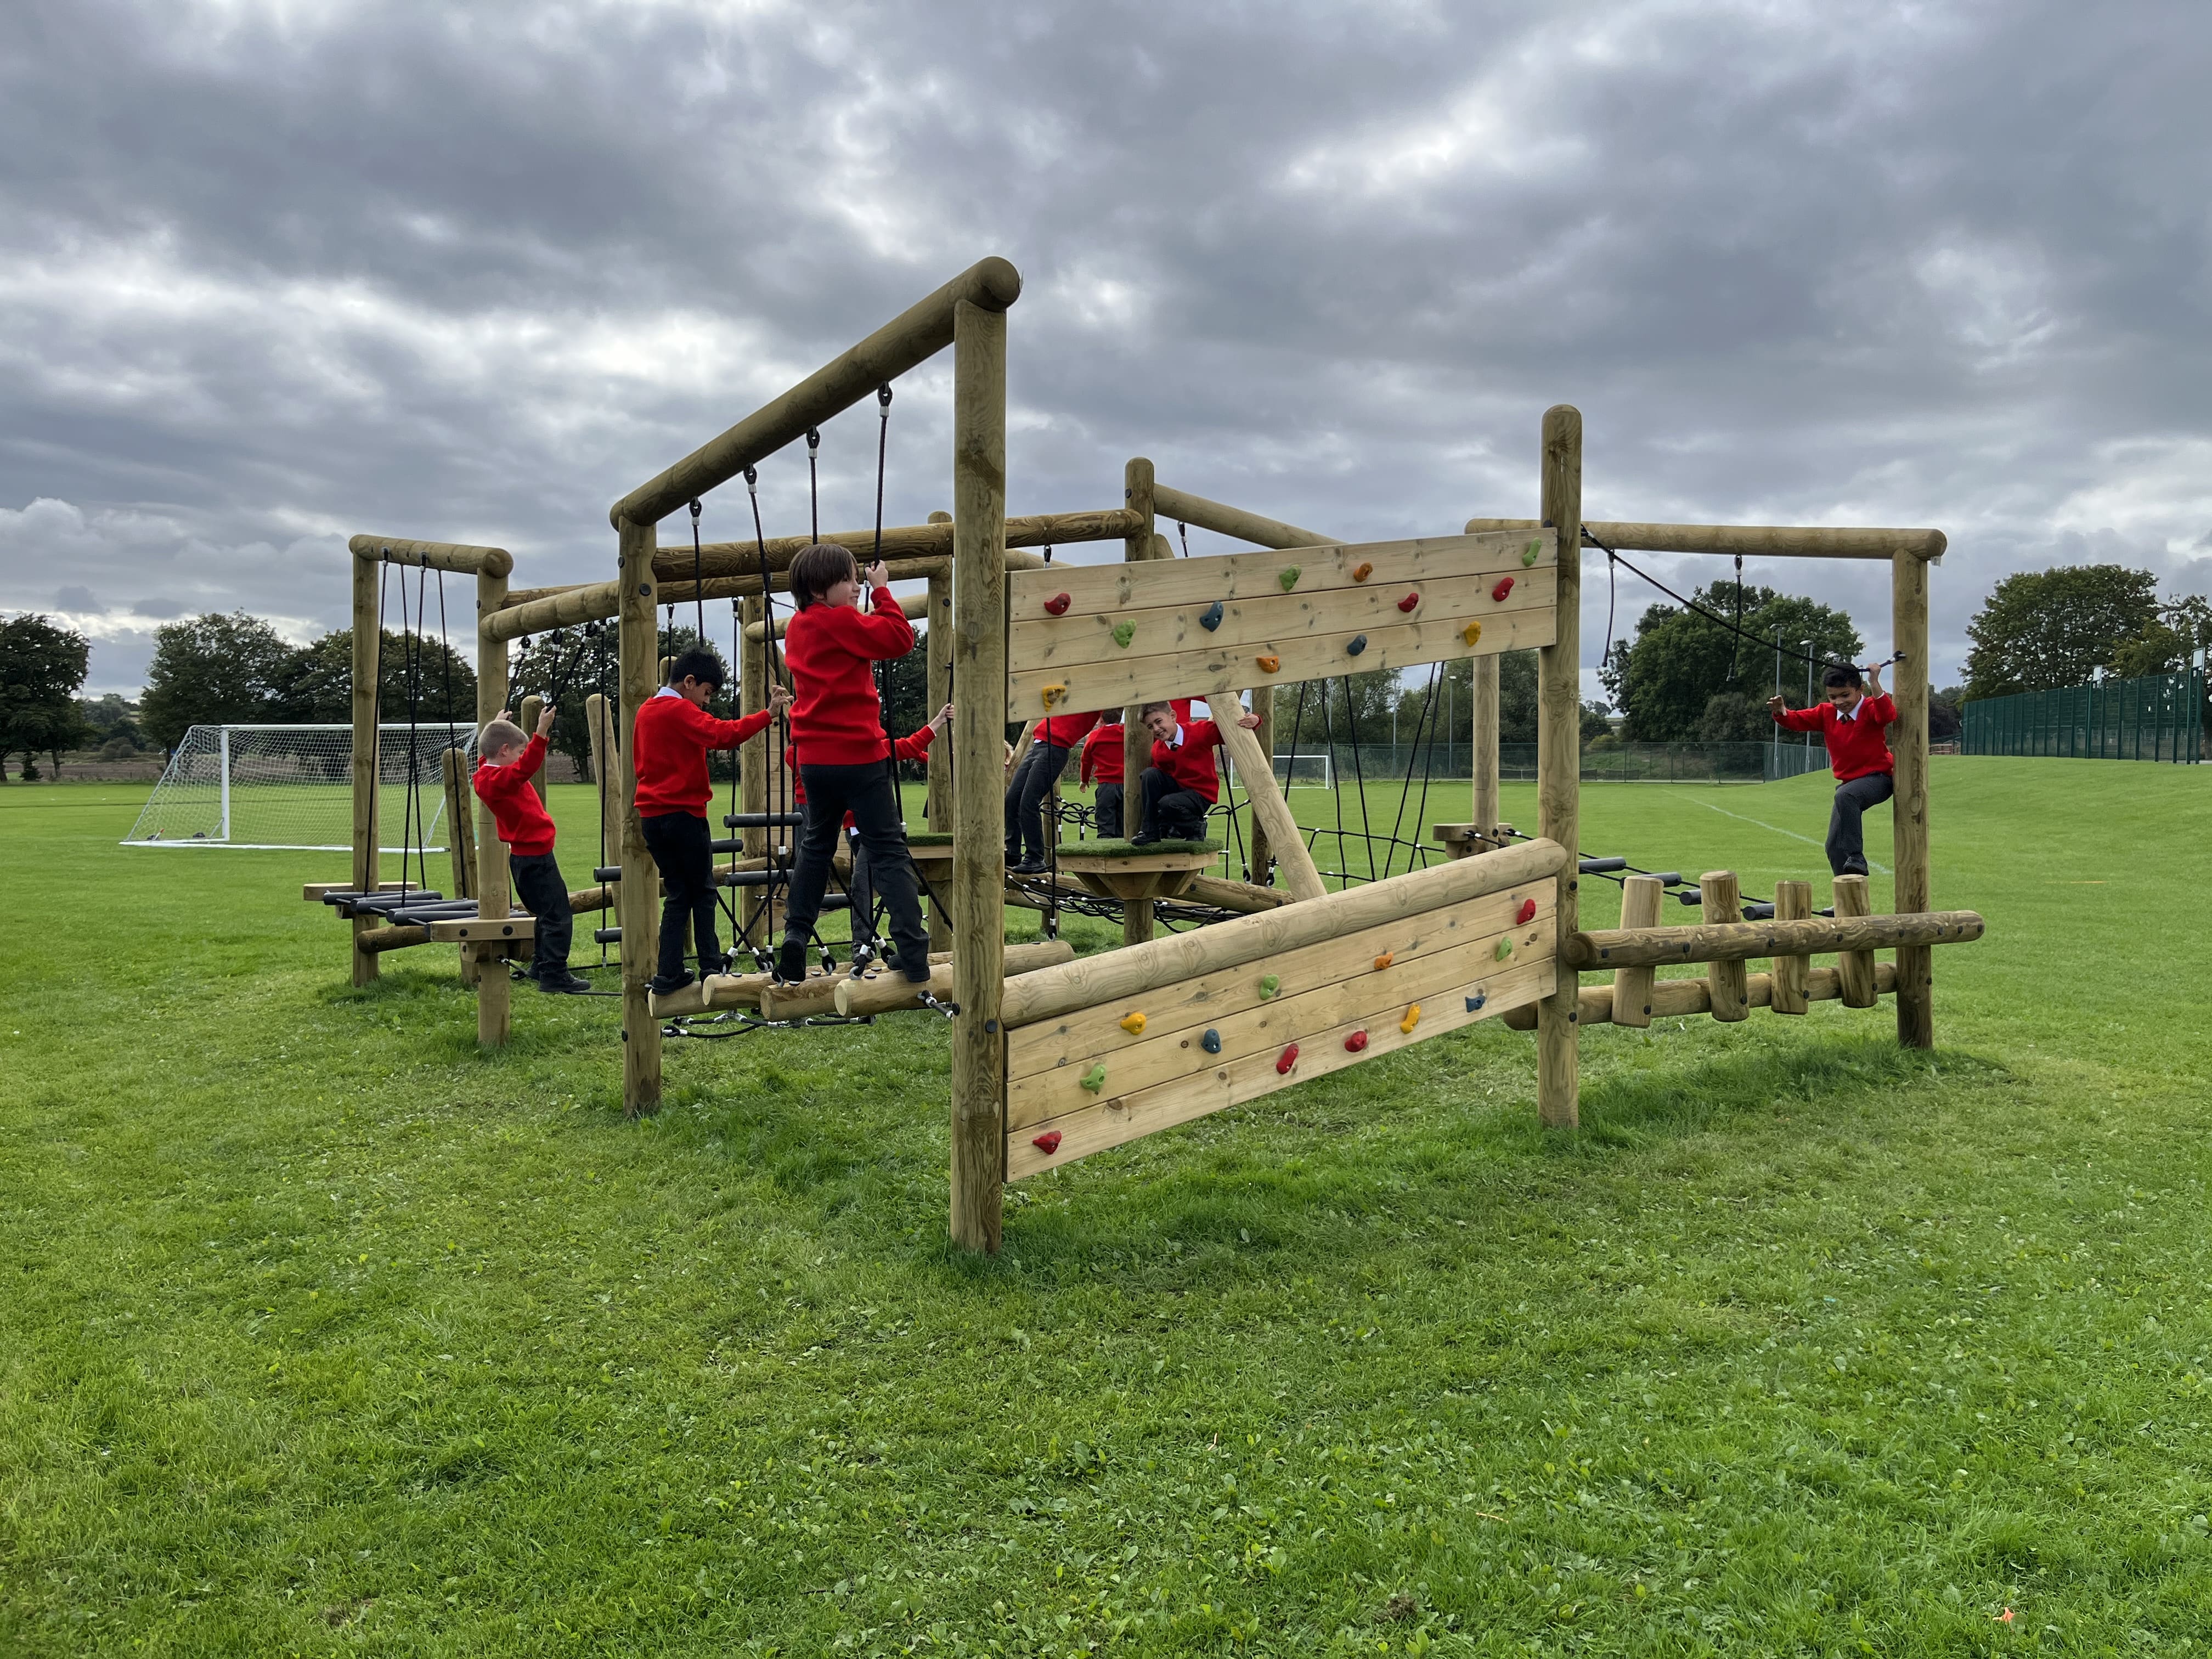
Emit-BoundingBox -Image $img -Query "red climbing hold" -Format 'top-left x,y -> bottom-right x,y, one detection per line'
1276,1043 -> 1300,1075
1344,1030 -> 1369,1053
1491,575 -> 1515,602
1397,591 -> 1420,613
1516,897 -> 1537,924
1031,1130 -> 1063,1154
1043,592 -> 1071,616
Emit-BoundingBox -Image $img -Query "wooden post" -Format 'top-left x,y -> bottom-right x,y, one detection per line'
1215,713 -> 1327,902
517,694 -> 548,806
350,552 -> 382,986
926,526 -> 954,953
585,693 -> 622,873
1891,550 -> 1933,1047
475,564 -> 511,1042
737,594 -> 771,953
1701,871 -> 1749,1021
1832,874 -> 1877,1008
1770,878 -> 1811,1015
949,296 -> 1009,1254
1609,873 -> 1661,1028
1536,405 -> 1583,1127
1472,654 -> 1501,844
618,516 -> 662,1116
1121,459 -> 1156,943
1248,684 -> 1276,881
441,748 -> 477,902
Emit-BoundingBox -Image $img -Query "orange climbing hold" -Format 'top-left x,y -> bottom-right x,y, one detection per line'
1351,561 -> 1374,582
1400,1004 -> 1421,1034
1119,1011 -> 1146,1036
1372,951 -> 1393,971
1256,654 -> 1280,674
1344,1030 -> 1369,1053
1276,1043 -> 1300,1075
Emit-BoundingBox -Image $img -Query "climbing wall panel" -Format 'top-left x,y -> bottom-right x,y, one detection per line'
1005,529 -> 1559,719
1005,879 -> 1556,1178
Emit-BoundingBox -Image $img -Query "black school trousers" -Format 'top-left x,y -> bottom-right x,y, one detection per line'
507,851 -> 574,979
640,810 -> 724,982
783,762 -> 929,979
1826,771 -> 1895,877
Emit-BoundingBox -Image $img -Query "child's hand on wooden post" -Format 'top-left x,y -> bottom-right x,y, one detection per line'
1235,712 -> 1262,730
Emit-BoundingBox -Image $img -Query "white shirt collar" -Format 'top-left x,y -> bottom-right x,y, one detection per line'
1164,722 -> 1187,749
652,686 -> 681,699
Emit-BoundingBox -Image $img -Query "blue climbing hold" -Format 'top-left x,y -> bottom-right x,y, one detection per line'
1465,991 -> 1487,1012
1346,634 -> 1368,657
1199,600 -> 1224,631
1201,1028 -> 1222,1053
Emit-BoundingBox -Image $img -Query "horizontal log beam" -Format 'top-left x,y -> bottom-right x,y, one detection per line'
613,256 -> 1022,528
431,915 -> 536,944
348,534 -> 514,578
646,508 -> 1136,586
1463,517 -> 1946,562
1152,486 -> 1329,551
830,940 -> 1076,1018
1565,909 -> 1983,970
1503,961 -> 1899,1029
356,924 -> 430,952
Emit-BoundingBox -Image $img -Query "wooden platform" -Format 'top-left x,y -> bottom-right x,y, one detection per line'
1053,847 -> 1219,901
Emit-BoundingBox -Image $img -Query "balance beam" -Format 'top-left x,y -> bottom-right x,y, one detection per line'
1504,961 -> 1900,1029
1563,909 -> 1983,970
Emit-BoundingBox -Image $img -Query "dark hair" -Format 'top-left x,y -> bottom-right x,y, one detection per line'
788,542 -> 858,610
1138,701 -> 1175,722
1821,663 -> 1862,691
667,647 -> 725,689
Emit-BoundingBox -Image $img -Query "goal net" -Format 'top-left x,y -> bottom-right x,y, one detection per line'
1228,752 -> 1332,791
122,724 -> 477,852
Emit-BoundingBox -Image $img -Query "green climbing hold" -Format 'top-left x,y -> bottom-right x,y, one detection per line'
1258,973 -> 1281,1000
1278,566 -> 1301,592
1112,620 -> 1136,648
1494,936 -> 1514,961
1081,1063 -> 1108,1093
1522,539 -> 1542,567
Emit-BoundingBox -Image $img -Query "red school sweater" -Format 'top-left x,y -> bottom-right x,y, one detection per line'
782,587 -> 916,766
1147,719 -> 1229,804
1773,692 -> 1898,782
632,693 -> 775,817
1029,709 -> 1103,750
471,733 -> 557,857
1080,723 -> 1124,786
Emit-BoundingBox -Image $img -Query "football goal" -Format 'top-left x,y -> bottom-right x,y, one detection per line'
1224,752 -> 1333,791
122,723 -> 476,851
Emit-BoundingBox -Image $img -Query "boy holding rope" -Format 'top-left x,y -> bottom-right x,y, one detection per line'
1769,661 -> 1897,877
472,704 -> 590,994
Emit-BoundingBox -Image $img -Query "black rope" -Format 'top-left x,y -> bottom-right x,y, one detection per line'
745,462 -> 789,969
690,499 -> 706,640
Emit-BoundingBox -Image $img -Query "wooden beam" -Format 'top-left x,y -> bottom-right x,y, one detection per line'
1609,874 -> 1662,1028
1832,874 -> 1878,1008
475,563 -> 511,1042
1472,653 -> 1501,845
830,940 -> 1074,1017
926,516 -> 954,952
1121,459 -> 1156,946
356,924 -> 431,953
949,295 -> 1009,1254
1770,879 -> 1812,1015
1536,405 -> 1583,1130
1215,710 -> 1326,902
1564,905 -> 1984,969
1503,961 -> 1899,1029
431,915 -> 535,944
1150,486 -> 1329,551
350,549 -> 381,987
644,509 -> 1132,585
1701,871 -> 1750,1021
1891,550 -> 1934,1048
618,516 -> 662,1116
1463,517 -> 1946,563
614,257 -> 1021,529
349,534 -> 514,578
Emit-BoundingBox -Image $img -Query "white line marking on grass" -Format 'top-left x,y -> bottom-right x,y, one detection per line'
1686,794 -> 1891,875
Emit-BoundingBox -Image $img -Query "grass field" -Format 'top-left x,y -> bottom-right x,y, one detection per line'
4,759 -> 2210,1655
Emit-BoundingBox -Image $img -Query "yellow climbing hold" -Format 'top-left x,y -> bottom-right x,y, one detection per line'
1040,682 -> 1067,709
1119,1011 -> 1147,1036
1462,619 -> 1482,647
1400,1003 -> 1421,1034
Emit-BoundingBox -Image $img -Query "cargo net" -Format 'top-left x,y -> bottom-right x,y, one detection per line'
121,723 -> 476,851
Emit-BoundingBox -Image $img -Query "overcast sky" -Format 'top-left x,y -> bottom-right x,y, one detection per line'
3,0 -> 2207,699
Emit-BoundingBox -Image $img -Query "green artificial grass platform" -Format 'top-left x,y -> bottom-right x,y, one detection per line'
1058,836 -> 1224,858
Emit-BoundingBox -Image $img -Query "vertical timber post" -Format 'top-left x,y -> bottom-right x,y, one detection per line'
1891,550 -> 1934,1048
950,297 -> 1009,1254
1472,655 -> 1501,845
350,552 -> 382,985
475,565 -> 511,1040
1609,873 -> 1661,1028
1536,405 -> 1583,1128
618,516 -> 662,1116
1700,870 -> 1749,1022
738,594 -> 770,950
1120,458 -> 1156,943
926,516 -> 955,952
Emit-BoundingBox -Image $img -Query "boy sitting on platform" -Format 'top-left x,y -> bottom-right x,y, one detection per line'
1768,660 -> 1896,877
1130,697 -> 1261,847
773,543 -> 933,987
472,704 -> 589,994
633,646 -> 791,995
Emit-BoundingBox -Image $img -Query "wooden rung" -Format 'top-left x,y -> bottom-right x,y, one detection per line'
304,881 -> 415,901
429,916 -> 537,943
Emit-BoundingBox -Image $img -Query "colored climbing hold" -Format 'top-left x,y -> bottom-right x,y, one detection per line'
1516,897 -> 1538,925
1344,1030 -> 1369,1053
1278,566 -> 1301,592
1031,1130 -> 1063,1154
1199,600 -> 1224,631
1494,936 -> 1514,961
1258,973 -> 1281,1000
1351,561 -> 1374,583
1081,1063 -> 1108,1093
1462,620 -> 1483,647
1043,592 -> 1071,616
1523,539 -> 1542,567
1400,1003 -> 1421,1034
1346,634 -> 1368,657
1256,654 -> 1281,674
1276,1043 -> 1300,1075
1492,575 -> 1515,602
1119,1010 -> 1147,1036
1372,951 -> 1394,972
1112,620 -> 1136,648
1397,591 -> 1420,613
1201,1028 -> 1222,1054
1465,990 -> 1488,1012
1040,683 -> 1067,710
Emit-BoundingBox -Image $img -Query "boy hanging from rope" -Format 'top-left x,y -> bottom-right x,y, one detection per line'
633,646 -> 791,995
773,543 -> 933,987
472,704 -> 590,994
1768,661 -> 1897,877
1130,697 -> 1260,846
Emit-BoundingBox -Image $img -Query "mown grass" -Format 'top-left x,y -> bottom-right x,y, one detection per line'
3,759 -> 2210,1656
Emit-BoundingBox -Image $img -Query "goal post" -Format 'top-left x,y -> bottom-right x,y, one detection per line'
1226,752 -> 1331,791
122,723 -> 476,851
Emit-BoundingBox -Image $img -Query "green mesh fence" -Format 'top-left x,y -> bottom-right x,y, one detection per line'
1961,670 -> 2205,763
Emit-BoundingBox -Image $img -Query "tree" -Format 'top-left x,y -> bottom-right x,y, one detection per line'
1929,685 -> 1965,744
270,628 -> 480,728
139,613 -> 297,750
0,613 -> 91,780
1602,583 -> 1861,742
1962,565 -> 2159,699
1695,690 -> 1770,743
2111,595 -> 2212,680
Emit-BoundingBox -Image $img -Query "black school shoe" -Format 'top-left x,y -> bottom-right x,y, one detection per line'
1128,829 -> 1161,847
771,943 -> 810,986
538,970 -> 595,995
649,969 -> 695,995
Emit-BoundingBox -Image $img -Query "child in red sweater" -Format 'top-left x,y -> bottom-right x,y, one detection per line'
1079,719 -> 1126,838
1005,708 -> 1101,873
787,702 -> 951,963
1131,697 -> 1261,845
473,706 -> 590,992
773,544 -> 931,986
1768,660 -> 1897,876
633,646 -> 789,993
